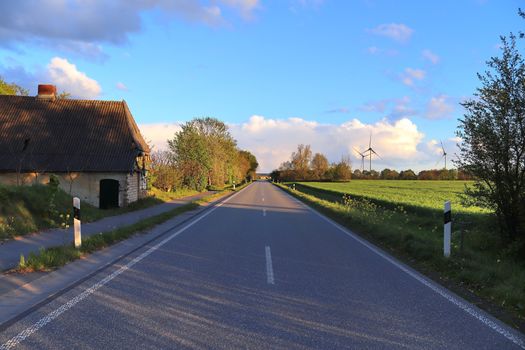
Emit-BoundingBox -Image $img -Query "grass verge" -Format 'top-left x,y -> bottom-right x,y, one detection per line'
16,183 -> 250,273
0,183 -> 207,241
17,202 -> 198,273
275,183 -> 525,330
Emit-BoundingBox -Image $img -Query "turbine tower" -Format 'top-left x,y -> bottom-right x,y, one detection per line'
363,134 -> 381,172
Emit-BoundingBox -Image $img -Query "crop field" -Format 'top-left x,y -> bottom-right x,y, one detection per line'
296,180 -> 488,214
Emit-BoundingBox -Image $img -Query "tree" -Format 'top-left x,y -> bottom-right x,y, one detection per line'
456,34 -> 525,247
0,77 -> 28,96
191,117 -> 237,187
167,117 -> 256,191
311,153 -> 329,180
277,161 -> 295,181
238,150 -> 258,181
330,156 -> 352,181
380,168 -> 399,180
399,169 -> 417,180
149,150 -> 180,192
168,122 -> 210,191
291,144 -> 312,180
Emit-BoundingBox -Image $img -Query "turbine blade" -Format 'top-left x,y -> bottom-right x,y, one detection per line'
371,149 -> 381,159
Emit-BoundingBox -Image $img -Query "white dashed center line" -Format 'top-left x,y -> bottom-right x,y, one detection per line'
265,246 -> 275,285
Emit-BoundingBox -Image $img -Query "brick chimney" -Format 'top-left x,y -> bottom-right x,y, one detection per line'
37,84 -> 56,100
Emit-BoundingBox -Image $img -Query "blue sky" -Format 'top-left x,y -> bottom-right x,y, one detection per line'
0,0 -> 523,171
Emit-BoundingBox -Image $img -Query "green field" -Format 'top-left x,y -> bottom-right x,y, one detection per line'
296,180 -> 488,214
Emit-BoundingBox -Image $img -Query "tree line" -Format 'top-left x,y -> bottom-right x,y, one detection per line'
149,117 -> 258,192
354,168 -> 472,180
270,144 -> 352,182
270,144 -> 472,182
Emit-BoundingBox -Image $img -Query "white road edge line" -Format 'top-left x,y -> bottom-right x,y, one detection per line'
265,246 -> 275,285
282,189 -> 525,349
0,187 -> 248,350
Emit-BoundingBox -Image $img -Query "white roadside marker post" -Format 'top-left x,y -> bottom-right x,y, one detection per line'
73,197 -> 81,248
444,200 -> 451,257
233,181 -> 236,190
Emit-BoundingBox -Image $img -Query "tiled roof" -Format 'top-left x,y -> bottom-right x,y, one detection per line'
0,95 -> 149,173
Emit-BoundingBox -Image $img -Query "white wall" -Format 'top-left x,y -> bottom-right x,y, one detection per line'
0,172 -> 143,208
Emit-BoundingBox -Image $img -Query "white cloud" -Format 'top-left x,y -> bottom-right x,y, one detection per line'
138,123 -> 182,152
116,82 -> 128,91
425,95 -> 454,120
369,23 -> 413,43
219,0 -> 260,19
47,57 -> 101,98
422,49 -> 440,64
225,115 -> 425,172
401,68 -> 426,87
427,139 -> 443,156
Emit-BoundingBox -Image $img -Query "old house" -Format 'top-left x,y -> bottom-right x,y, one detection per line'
0,85 -> 149,208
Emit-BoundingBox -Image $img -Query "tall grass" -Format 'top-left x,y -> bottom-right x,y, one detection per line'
0,183 -> 208,241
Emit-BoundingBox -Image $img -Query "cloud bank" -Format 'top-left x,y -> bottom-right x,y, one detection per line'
139,115 -> 435,172
0,0 -> 260,58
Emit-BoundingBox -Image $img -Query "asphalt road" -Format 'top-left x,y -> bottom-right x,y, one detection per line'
1,181 -> 524,349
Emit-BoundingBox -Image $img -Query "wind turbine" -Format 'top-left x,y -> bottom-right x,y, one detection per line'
435,140 -> 447,169
363,133 -> 381,172
353,147 -> 366,172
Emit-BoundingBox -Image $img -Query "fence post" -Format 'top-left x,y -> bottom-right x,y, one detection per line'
73,197 -> 81,248
444,201 -> 451,257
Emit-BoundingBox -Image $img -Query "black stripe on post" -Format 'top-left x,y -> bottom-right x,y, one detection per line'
444,211 -> 451,224
74,207 -> 80,220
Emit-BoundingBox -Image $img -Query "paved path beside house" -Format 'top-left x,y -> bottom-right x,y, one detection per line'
0,191 -> 214,272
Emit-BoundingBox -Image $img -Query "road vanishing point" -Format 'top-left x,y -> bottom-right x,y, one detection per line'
1,181 -> 524,349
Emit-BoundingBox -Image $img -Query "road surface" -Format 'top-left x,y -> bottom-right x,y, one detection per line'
0,181 -> 523,349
